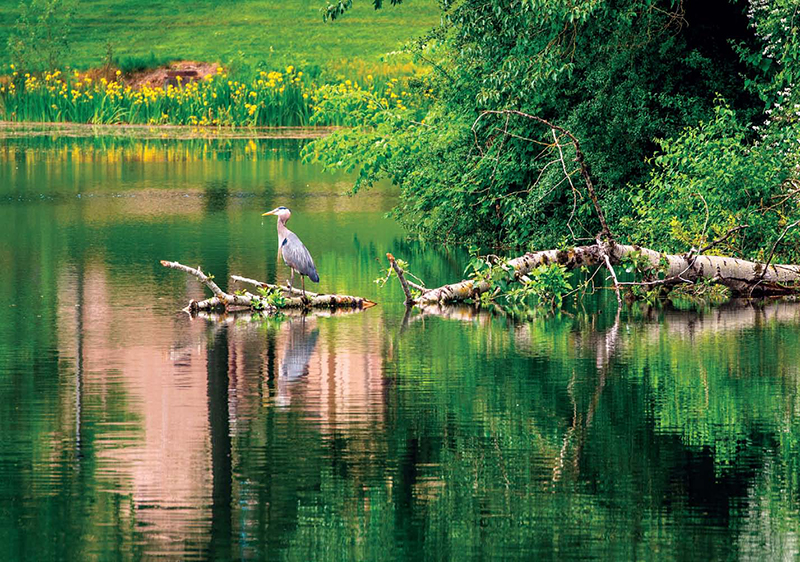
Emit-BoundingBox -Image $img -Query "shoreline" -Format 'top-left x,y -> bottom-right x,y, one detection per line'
0,120 -> 339,140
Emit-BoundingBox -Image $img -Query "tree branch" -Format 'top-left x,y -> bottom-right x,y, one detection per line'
387,253 -> 415,306
760,221 -> 800,280
474,110 -> 613,241
231,274 -> 319,297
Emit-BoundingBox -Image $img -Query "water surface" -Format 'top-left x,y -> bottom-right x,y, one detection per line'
1,136 -> 800,561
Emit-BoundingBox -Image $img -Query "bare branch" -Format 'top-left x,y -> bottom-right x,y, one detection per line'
473,110 -> 613,240
598,240 -> 623,307
231,274 -> 319,297
697,224 -> 749,255
387,253 -> 416,306
760,221 -> 800,280
553,128 -> 581,241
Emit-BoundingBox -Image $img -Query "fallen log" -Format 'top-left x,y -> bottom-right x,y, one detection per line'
412,243 -> 800,305
160,260 -> 376,313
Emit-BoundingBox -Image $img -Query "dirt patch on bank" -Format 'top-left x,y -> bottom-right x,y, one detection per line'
125,60 -> 221,89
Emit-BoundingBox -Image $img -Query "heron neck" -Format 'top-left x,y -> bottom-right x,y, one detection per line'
277,217 -> 290,242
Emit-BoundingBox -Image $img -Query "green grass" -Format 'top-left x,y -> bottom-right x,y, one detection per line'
0,0 -> 440,69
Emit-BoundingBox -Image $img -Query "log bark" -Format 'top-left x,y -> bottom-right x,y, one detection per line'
161,260 -> 376,313
414,244 -> 800,305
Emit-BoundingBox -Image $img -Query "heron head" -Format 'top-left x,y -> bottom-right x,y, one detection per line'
262,206 -> 291,221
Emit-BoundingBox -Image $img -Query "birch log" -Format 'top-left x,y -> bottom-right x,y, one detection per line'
161,260 -> 376,312
414,244 -> 800,305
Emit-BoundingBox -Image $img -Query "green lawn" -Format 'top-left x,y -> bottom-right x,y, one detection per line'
0,0 -> 440,69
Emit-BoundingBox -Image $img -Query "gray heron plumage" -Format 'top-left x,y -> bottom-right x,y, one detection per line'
262,206 -> 319,296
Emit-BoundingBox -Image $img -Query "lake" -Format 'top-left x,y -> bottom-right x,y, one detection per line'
1,134 -> 799,561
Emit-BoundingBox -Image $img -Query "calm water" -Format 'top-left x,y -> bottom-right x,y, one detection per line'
1,135 -> 800,561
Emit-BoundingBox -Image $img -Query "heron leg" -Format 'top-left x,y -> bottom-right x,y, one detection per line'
302,275 -> 306,298
289,268 -> 294,292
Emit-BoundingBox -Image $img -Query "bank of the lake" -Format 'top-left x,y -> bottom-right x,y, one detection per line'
0,121 -> 340,140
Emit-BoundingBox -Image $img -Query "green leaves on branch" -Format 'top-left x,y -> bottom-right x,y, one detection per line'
374,258 -> 426,299
252,286 -> 286,311
510,264 -> 572,309
464,253 -> 572,308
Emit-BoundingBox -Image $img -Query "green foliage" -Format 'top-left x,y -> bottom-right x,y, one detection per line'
253,286 -> 286,310
462,254 -> 573,308
463,254 -> 514,304
324,0 -> 405,22
624,99 -> 800,261
464,254 -> 512,292
311,0 -> 800,257
6,0 -> 75,71
619,249 -> 663,280
509,263 -> 573,308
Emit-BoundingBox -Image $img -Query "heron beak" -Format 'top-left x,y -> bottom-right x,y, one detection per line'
262,210 -> 276,216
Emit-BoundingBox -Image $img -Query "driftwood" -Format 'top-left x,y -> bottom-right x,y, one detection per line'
196,307 -> 368,324
160,260 -> 376,313
403,243 -> 800,306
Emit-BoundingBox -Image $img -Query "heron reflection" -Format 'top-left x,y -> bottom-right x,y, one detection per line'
275,317 -> 319,406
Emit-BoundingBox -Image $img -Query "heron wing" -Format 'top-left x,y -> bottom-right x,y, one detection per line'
281,232 -> 319,282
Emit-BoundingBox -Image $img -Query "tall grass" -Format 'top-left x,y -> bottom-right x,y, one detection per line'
0,64 -> 422,127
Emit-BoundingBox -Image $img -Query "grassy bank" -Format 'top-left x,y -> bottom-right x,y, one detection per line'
0,66 -> 423,127
0,0 -> 439,69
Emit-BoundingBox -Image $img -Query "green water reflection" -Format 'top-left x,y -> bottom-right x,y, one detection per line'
1,136 -> 799,561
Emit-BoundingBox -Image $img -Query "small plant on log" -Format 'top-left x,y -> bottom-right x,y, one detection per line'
509,264 -> 573,309
463,254 -> 514,304
255,286 -> 286,309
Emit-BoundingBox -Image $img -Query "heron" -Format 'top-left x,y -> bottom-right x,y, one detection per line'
262,206 -> 319,297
